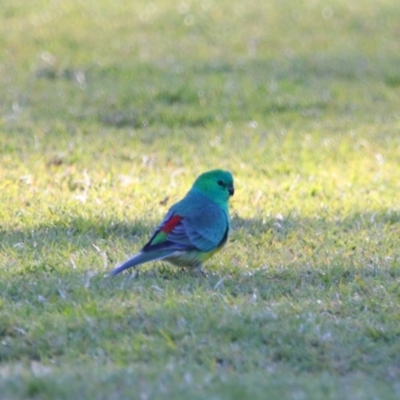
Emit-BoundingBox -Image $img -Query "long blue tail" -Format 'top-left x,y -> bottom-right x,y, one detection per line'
109,250 -> 174,276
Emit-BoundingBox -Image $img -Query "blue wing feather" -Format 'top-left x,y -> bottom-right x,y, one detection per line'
142,192 -> 229,253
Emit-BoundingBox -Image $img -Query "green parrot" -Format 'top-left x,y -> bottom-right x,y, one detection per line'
109,169 -> 234,276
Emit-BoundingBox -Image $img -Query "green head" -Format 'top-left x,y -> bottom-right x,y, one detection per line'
192,169 -> 234,205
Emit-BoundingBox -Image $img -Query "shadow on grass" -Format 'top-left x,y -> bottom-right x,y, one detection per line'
1,209 -> 398,278
2,209 -> 399,251
31,52 -> 400,130
74,53 -> 400,129
1,211 -> 399,375
0,217 -> 151,275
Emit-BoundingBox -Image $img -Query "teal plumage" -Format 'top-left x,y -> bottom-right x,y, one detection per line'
109,169 -> 234,276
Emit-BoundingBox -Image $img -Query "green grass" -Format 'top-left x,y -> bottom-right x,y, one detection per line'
1,0 -> 400,398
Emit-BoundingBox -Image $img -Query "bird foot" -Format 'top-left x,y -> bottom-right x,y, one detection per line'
194,264 -> 206,277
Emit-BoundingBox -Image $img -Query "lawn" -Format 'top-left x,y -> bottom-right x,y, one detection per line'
1,0 -> 400,398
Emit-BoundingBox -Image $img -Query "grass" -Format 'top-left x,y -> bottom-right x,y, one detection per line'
1,0 -> 400,398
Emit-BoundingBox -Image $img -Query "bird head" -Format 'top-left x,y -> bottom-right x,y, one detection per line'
192,169 -> 234,203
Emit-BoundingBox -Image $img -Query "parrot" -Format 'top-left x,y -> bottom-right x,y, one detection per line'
109,169 -> 234,276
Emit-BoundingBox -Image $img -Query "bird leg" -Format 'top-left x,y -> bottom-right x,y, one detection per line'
195,263 -> 206,277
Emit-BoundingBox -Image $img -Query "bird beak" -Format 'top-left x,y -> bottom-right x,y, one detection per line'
228,185 -> 234,196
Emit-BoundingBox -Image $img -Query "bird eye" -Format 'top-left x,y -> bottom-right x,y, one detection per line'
217,180 -> 224,186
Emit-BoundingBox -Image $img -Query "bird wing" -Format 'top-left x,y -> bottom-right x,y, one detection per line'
183,204 -> 229,251
142,203 -> 229,253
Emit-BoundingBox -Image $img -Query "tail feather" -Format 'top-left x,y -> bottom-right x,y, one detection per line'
109,250 -> 174,276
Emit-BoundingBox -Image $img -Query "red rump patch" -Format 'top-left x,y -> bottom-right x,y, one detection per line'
161,215 -> 183,233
